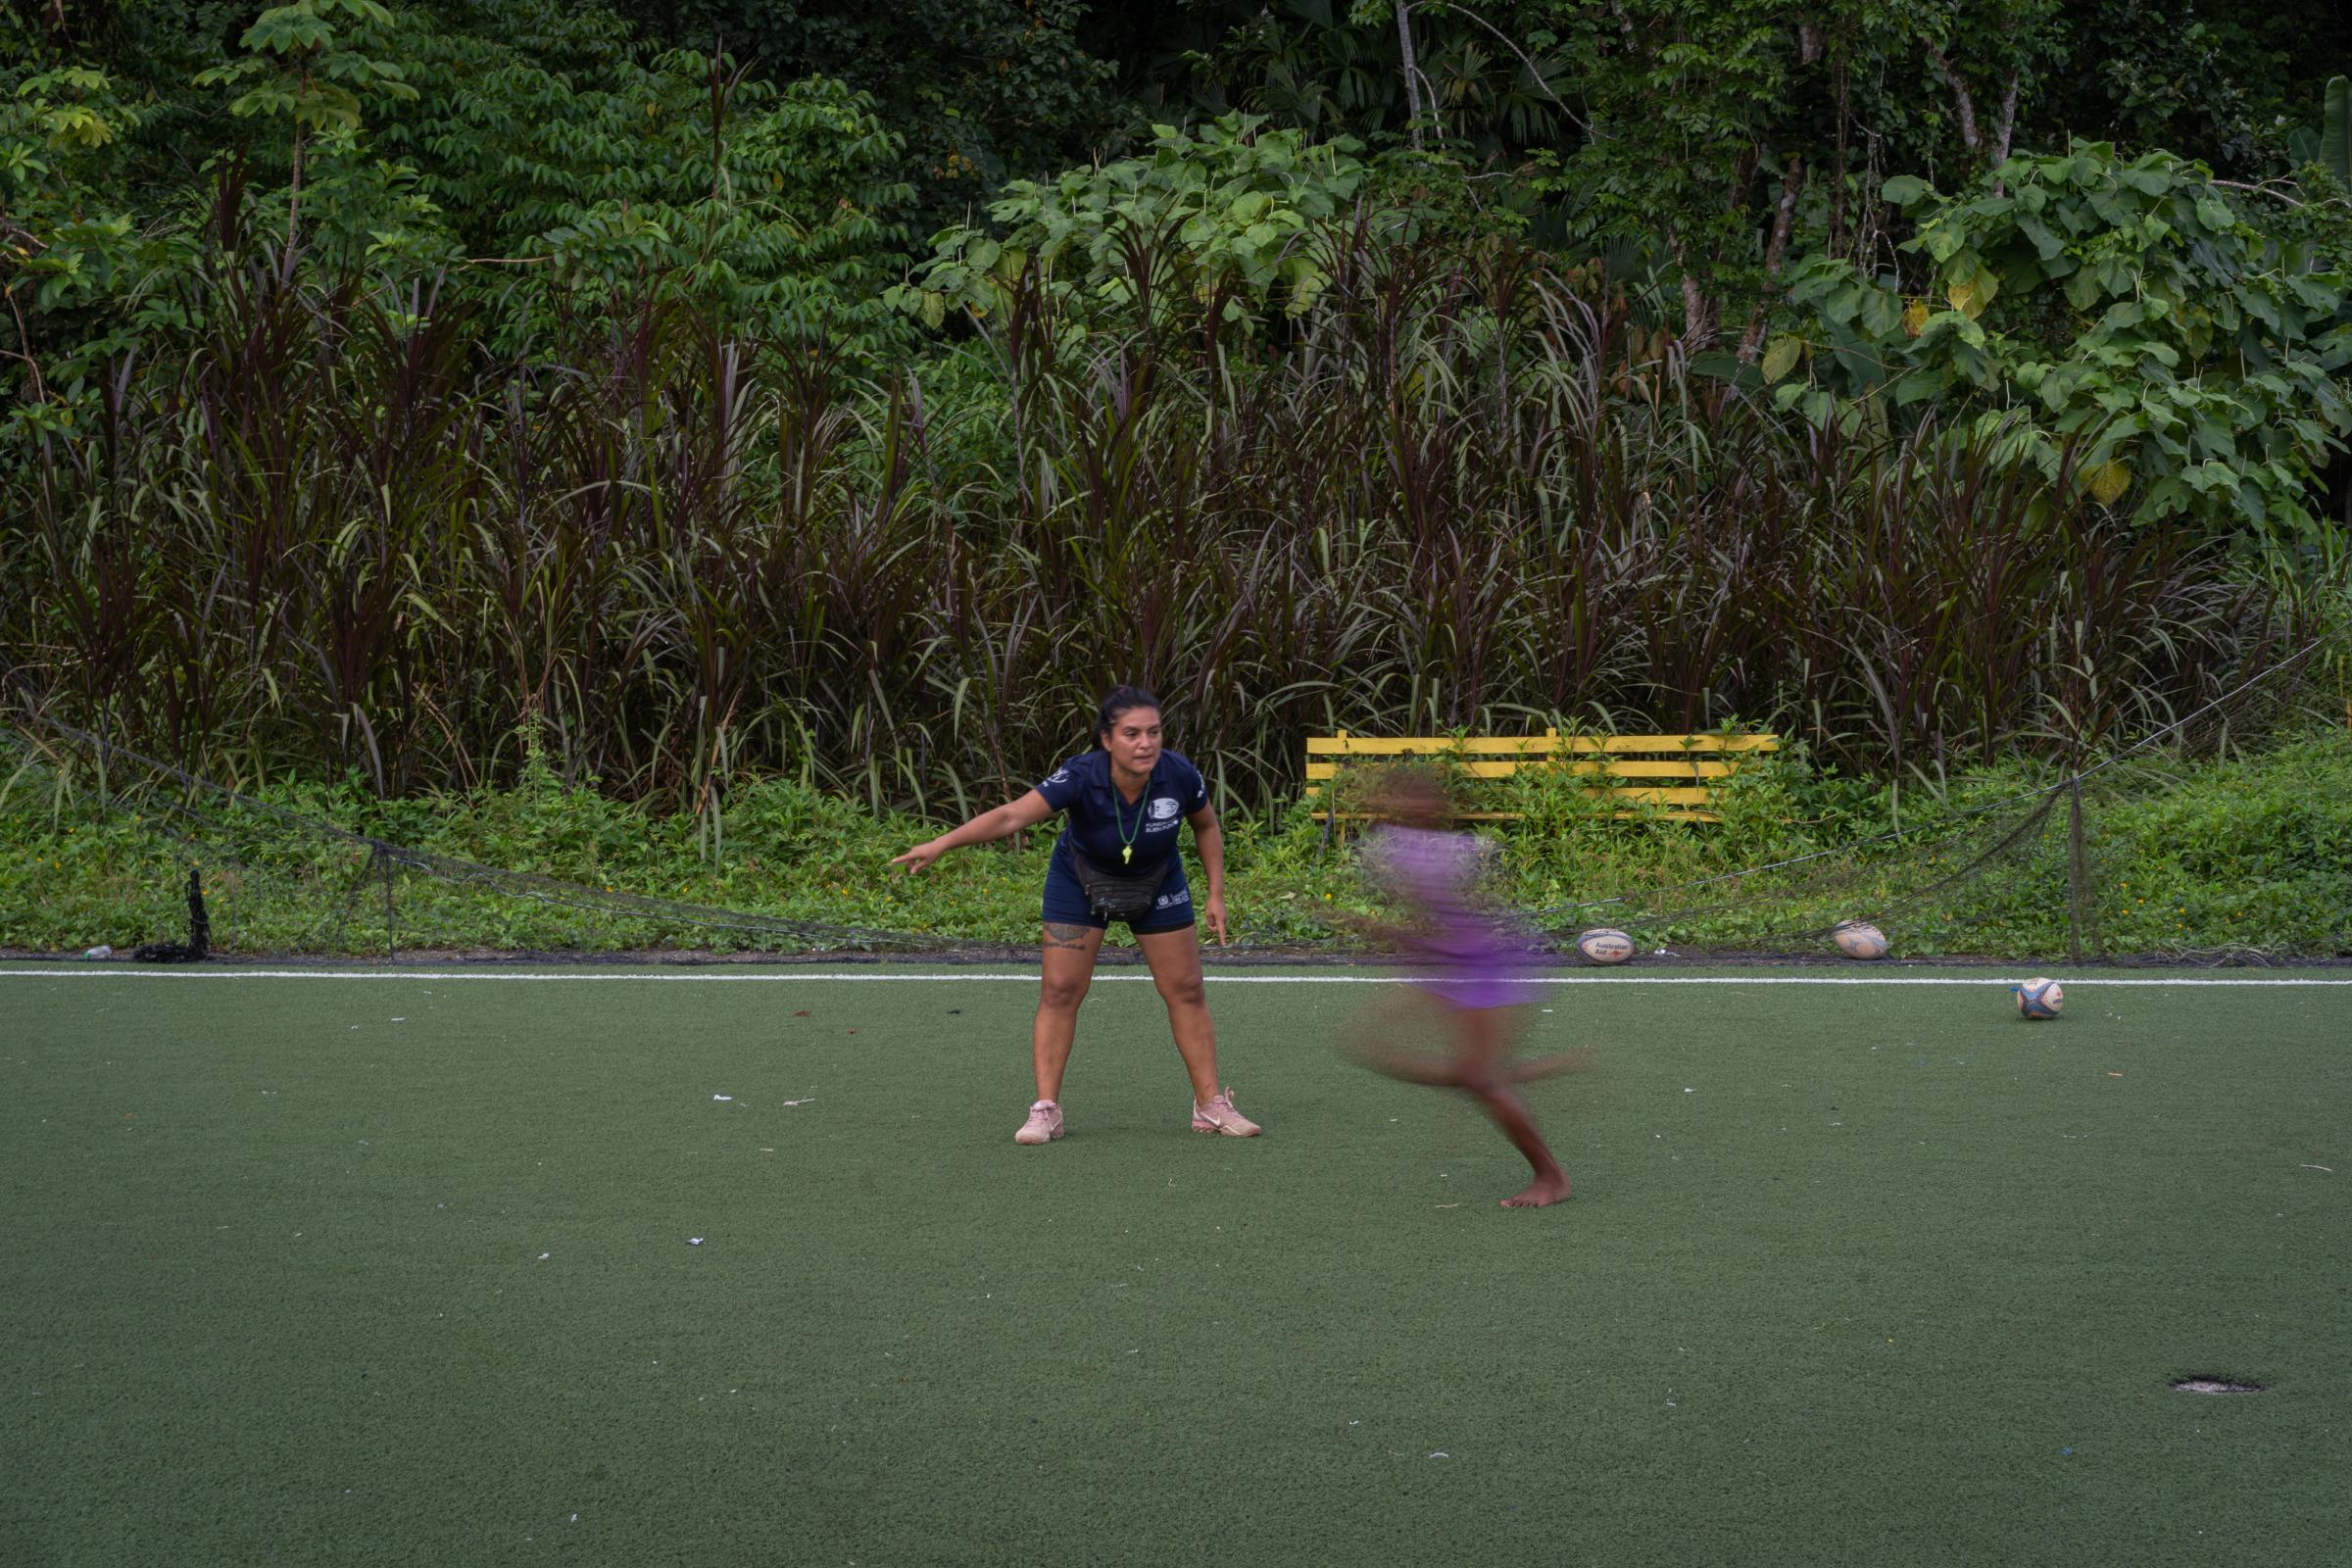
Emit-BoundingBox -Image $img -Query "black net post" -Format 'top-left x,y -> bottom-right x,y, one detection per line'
186,868 -> 210,958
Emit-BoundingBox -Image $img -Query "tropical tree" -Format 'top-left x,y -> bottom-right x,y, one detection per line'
193,0 -> 418,253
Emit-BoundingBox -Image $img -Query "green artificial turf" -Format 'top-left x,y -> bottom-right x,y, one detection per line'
4,966 -> 2348,1565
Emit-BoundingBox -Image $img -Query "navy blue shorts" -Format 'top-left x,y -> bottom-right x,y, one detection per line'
1041,847 -> 1196,934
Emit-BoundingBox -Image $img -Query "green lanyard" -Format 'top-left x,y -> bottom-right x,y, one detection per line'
1112,773 -> 1149,864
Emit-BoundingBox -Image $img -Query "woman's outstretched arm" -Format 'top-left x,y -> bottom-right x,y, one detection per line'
891,790 -> 1057,872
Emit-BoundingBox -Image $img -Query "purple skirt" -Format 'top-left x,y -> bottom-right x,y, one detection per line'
1405,921 -> 1537,1011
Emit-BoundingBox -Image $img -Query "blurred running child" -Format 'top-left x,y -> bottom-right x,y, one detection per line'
1347,765 -> 1577,1208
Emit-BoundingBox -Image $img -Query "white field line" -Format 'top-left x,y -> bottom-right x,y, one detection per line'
2,967 -> 2350,988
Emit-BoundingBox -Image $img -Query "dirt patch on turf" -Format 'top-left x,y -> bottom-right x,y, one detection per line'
2171,1377 -> 2265,1395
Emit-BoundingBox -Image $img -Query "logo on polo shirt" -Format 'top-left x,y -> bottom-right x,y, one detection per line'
1149,797 -> 1181,823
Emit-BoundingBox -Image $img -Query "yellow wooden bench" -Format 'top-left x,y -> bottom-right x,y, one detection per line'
1303,728 -> 1781,836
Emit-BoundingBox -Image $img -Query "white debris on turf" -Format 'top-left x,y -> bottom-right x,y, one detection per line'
688,1237 -> 704,1246
712,1094 -> 732,1102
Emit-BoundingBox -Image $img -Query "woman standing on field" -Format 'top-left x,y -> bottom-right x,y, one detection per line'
890,686 -> 1262,1146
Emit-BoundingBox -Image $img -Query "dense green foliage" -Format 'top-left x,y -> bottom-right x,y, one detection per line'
369,1 -> 914,355
1,0 -> 920,401
3,0 -> 2350,843
6,727 -> 2347,957
10,216 -> 2343,820
1785,141 -> 2352,538
895,115 -> 1376,329
606,0 -> 1125,229
10,0 -> 2350,419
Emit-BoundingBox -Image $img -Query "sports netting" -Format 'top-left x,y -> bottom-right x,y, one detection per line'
0,720 -> 1015,962
1501,637 -> 2352,964
4,633 -> 2347,964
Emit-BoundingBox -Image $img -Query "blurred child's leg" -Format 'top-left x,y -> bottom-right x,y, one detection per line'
1345,992 -> 1575,1207
1506,1048 -> 1597,1084
1453,1006 -> 1573,1208
1343,990 -> 1467,1084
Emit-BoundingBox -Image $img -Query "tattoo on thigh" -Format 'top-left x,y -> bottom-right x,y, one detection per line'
1042,921 -> 1095,952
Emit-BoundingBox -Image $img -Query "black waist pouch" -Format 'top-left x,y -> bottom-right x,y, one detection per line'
1068,852 -> 1172,922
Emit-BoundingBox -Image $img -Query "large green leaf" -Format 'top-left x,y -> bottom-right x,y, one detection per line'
246,14 -> 332,51
2323,76 -> 2351,185
1856,287 -> 1905,338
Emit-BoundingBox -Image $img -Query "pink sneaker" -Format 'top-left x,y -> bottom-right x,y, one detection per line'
1014,1100 -> 1064,1145
1192,1088 -> 1261,1137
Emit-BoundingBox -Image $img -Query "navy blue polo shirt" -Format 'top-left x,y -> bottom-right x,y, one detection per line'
1035,751 -> 1208,873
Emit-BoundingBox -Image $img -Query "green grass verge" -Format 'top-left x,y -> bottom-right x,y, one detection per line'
4,967 -> 2347,1564
2,729 -> 2347,958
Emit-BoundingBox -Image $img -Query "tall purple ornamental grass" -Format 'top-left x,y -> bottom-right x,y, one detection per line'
0,209 -> 2315,821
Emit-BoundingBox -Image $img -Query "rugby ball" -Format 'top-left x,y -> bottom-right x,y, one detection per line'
2016,977 -> 2064,1019
1832,920 -> 1889,960
1575,928 -> 1635,965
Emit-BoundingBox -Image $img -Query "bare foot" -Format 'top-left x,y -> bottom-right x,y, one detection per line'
1500,1172 -> 1572,1208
